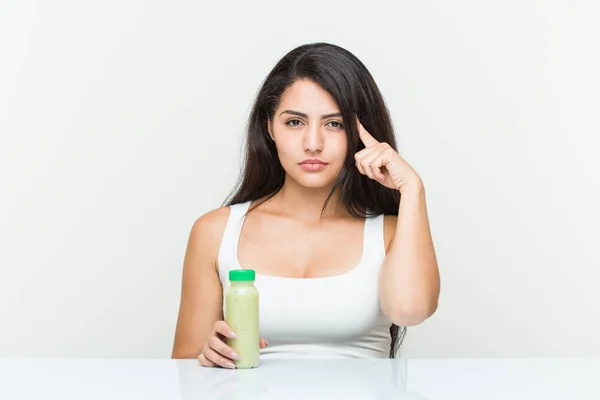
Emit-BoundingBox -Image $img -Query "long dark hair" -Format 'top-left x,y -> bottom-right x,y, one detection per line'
224,42 -> 406,357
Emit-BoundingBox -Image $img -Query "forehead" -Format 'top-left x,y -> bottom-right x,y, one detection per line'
277,79 -> 340,114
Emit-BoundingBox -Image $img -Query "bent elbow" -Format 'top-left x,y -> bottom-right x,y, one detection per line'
384,299 -> 438,327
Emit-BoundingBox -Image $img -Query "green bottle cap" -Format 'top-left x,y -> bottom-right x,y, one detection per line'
229,269 -> 256,281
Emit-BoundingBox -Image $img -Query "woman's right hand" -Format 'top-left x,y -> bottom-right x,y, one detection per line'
198,320 -> 268,369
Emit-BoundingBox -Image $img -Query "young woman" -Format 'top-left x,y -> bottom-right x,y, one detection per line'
171,42 -> 440,367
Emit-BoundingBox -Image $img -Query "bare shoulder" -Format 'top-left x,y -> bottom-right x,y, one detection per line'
187,206 -> 231,270
191,206 -> 230,237
383,214 -> 398,254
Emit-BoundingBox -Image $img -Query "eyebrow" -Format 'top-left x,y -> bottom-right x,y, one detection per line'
279,110 -> 342,119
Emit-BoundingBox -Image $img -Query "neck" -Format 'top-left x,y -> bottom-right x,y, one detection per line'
271,175 -> 347,220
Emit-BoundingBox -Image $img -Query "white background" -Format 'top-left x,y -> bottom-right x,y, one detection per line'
1,0 -> 599,358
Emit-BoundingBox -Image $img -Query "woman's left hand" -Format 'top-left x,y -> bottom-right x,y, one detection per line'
354,118 -> 422,193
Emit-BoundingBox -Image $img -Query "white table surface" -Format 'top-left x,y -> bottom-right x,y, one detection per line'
0,357 -> 598,399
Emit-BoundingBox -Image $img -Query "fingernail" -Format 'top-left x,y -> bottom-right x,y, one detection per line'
225,362 -> 236,369
228,331 -> 237,338
265,340 -> 269,347
229,352 -> 240,360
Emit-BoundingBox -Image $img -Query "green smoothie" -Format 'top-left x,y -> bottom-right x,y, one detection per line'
225,269 -> 260,369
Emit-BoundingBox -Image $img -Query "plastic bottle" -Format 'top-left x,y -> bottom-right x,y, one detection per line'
225,269 -> 260,368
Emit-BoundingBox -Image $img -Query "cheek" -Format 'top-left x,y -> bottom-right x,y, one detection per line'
273,140 -> 295,164
332,135 -> 348,162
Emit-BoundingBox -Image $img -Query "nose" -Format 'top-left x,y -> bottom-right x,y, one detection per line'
303,123 -> 323,153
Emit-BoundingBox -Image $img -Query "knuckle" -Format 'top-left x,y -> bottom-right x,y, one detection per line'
204,349 -> 219,364
209,334 -> 223,349
208,334 -> 216,347
198,353 -> 210,367
214,320 -> 227,333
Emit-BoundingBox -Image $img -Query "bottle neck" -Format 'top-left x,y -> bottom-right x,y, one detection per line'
230,281 -> 254,286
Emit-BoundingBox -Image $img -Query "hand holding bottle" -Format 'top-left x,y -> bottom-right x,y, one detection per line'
198,320 -> 268,369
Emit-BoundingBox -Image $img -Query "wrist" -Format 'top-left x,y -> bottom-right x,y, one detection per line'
398,176 -> 424,195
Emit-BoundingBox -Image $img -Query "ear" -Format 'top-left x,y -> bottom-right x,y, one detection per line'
267,120 -> 274,141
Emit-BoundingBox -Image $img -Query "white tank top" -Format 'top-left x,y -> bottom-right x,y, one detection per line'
217,201 -> 393,359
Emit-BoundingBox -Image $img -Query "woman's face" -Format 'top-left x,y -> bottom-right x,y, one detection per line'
268,79 -> 348,189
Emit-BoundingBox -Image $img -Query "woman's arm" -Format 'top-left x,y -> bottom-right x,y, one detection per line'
353,118 -> 440,327
171,208 -> 229,359
380,179 -> 440,326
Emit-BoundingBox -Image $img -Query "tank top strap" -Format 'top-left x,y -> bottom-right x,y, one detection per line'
361,211 -> 387,265
217,201 -> 251,281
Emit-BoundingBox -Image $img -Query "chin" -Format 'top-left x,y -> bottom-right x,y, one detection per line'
300,181 -> 334,189
287,173 -> 337,189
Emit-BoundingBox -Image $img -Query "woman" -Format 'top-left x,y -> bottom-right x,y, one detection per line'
171,42 -> 440,367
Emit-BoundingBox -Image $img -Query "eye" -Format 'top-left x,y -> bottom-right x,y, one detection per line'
327,121 -> 344,130
285,119 -> 304,127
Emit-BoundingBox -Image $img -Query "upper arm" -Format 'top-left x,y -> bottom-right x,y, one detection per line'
171,207 -> 230,359
383,215 -> 398,254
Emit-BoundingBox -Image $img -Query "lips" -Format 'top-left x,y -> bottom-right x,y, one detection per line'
299,159 -> 328,172
299,159 -> 327,165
